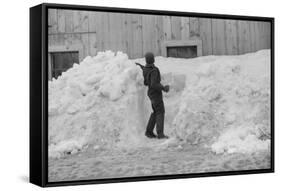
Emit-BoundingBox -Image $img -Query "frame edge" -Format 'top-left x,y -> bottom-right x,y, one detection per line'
30,3 -> 45,187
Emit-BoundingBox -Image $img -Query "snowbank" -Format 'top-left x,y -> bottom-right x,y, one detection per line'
49,50 -> 271,158
172,50 -> 271,154
48,51 -> 150,158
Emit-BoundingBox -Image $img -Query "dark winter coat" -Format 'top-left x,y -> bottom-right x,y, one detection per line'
142,64 -> 164,103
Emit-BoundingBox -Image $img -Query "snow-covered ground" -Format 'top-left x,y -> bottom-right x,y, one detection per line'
48,50 -> 271,181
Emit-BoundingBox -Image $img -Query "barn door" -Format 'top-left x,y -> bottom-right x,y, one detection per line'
50,51 -> 79,79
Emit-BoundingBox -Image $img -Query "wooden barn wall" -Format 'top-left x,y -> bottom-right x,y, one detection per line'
48,9 -> 271,60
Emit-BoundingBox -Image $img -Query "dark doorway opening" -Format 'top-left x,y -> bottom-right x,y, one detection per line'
50,51 -> 79,79
167,46 -> 197,58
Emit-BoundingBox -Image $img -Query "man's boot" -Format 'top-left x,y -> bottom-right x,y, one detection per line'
145,112 -> 157,138
156,113 -> 169,139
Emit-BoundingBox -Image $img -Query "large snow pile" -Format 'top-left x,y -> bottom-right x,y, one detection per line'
48,51 -> 151,158
49,50 -> 271,158
172,51 -> 271,154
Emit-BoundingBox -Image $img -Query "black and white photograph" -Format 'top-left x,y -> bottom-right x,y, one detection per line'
46,7 -> 272,183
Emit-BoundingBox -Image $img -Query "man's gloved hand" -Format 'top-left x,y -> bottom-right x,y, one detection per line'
163,85 -> 170,92
135,62 -> 144,70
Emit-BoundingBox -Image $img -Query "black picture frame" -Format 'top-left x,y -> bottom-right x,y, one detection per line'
30,3 -> 275,187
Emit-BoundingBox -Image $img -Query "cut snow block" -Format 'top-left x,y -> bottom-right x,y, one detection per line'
161,73 -> 186,92
161,72 -> 173,85
172,74 -> 186,92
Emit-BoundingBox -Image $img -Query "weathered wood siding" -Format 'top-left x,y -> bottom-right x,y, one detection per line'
48,9 -> 271,60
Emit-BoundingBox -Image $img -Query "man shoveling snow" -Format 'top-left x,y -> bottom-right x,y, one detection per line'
136,52 -> 170,139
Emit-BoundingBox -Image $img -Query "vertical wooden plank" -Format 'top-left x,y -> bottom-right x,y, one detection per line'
88,11 -> 98,32
73,10 -> 89,33
257,22 -> 264,50
142,14 -> 155,54
81,33 -> 90,58
254,21 -> 261,51
89,33 -> 97,56
57,9 -> 67,33
264,22 -> 271,49
237,20 -> 251,54
212,19 -> 226,55
88,11 -> 99,56
181,17 -> 190,40
64,10 -> 74,33
102,13 -> 110,52
225,19 -> 238,55
122,13 -> 133,58
249,21 -> 257,52
97,12 -> 110,51
258,22 -> 267,50
155,16 -> 164,56
189,17 -> 200,39
109,12 -> 124,52
163,16 -> 172,41
171,16 -> 181,40
48,9 -> 58,34
90,12 -> 104,52
199,18 -> 213,55
119,13 -> 127,53
131,14 -> 143,58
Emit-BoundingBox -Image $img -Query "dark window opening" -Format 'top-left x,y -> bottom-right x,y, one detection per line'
167,46 -> 197,59
50,51 -> 79,79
